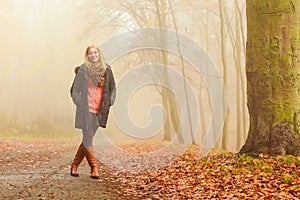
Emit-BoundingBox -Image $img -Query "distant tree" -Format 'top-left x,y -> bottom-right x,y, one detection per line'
240,0 -> 300,156
218,0 -> 230,150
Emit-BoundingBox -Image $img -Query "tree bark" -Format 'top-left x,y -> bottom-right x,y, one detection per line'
240,0 -> 300,156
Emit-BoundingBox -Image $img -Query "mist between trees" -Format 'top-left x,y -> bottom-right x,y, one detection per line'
0,0 -> 247,152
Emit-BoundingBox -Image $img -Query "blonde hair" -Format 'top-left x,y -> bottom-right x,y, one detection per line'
84,45 -> 106,71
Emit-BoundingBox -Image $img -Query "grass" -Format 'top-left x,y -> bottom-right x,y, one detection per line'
0,131 -> 79,142
0,110 -> 80,142
280,156 -> 300,165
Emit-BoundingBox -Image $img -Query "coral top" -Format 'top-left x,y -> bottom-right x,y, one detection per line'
87,77 -> 103,114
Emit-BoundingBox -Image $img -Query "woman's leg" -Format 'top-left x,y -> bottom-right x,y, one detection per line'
70,143 -> 85,176
82,112 -> 99,147
82,112 -> 99,179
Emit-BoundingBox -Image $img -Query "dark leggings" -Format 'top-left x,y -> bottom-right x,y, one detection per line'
82,112 -> 99,147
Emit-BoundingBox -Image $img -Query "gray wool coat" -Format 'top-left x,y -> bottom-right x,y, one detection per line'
71,63 -> 116,129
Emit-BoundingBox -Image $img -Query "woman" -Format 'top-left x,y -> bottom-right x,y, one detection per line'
71,45 -> 116,179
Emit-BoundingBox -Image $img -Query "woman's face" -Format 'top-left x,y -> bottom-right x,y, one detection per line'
87,48 -> 100,64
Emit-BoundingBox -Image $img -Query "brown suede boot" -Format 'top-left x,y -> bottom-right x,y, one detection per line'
70,143 -> 85,177
85,146 -> 100,179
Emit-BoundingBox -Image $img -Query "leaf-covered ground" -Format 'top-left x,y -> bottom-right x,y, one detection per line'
99,142 -> 300,199
0,139 -> 299,199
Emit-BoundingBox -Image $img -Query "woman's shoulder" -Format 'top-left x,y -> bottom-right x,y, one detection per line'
105,63 -> 111,69
78,63 -> 88,72
73,64 -> 87,77
105,63 -> 114,73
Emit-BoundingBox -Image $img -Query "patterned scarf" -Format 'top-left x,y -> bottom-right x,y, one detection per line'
87,64 -> 106,87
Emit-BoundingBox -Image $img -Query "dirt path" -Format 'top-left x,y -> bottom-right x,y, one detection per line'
0,140 -> 121,200
1,139 -> 299,199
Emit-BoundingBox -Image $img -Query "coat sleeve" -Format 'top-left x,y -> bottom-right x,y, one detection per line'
70,66 -> 80,97
108,66 -> 116,106
71,66 -> 85,106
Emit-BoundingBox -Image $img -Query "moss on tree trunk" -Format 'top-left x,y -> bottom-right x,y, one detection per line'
240,0 -> 300,156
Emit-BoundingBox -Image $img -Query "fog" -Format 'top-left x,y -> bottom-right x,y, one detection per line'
0,0 -> 247,151
1,1 -> 79,118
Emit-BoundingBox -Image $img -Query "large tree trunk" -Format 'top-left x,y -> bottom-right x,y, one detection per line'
240,0 -> 300,156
